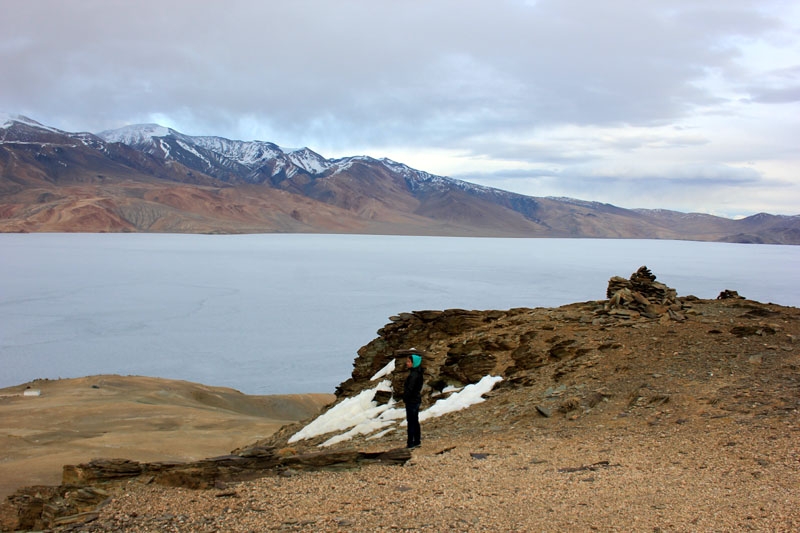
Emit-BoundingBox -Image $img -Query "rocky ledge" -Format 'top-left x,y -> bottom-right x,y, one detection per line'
330,266 -> 750,407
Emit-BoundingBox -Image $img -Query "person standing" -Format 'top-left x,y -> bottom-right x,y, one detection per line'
403,352 -> 424,448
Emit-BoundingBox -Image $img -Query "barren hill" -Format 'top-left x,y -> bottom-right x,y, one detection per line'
0,377 -> 333,501
2,115 -> 799,243
2,268 -> 798,531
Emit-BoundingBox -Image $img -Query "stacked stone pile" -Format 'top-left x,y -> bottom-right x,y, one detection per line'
603,265 -> 684,320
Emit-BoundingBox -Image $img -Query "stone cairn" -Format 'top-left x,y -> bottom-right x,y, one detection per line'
604,266 -> 683,321
717,289 -> 745,300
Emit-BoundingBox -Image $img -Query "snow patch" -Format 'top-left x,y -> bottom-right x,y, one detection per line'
0,113 -> 65,134
95,122 -> 483,189
158,139 -> 171,158
191,136 -> 283,167
287,148 -> 331,174
288,382 -> 395,443
547,196 -> 608,208
99,123 -> 172,145
370,359 -> 395,381
176,139 -> 210,166
320,407 -> 402,447
420,375 -> 502,421
0,112 -> 17,128
289,374 -> 503,447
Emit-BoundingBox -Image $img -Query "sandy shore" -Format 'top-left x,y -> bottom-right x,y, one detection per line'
0,375 -> 333,500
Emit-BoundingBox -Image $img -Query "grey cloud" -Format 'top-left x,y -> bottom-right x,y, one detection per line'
739,63 -> 800,104
458,163 -> 770,215
459,162 -> 761,187
747,86 -> 800,104
1,0 -> 798,217
456,130 -> 712,166
1,0 -> 788,146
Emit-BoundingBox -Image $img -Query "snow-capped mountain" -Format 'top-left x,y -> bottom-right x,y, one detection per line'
0,113 -> 42,129
1,113 -> 97,145
96,123 -> 488,195
99,124 -> 306,183
2,115 -> 798,243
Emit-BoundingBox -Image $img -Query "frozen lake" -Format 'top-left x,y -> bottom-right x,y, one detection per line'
2,233 -> 798,394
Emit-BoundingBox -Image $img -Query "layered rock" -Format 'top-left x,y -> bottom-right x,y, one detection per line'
333,267 -> 693,411
1,449 -> 410,531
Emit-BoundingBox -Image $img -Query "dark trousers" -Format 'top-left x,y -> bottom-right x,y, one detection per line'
405,401 -> 421,447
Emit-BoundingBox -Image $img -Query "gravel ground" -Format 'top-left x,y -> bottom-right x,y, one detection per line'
64,413 -> 799,532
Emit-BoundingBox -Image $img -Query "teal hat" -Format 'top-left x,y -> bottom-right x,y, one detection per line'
411,354 -> 422,368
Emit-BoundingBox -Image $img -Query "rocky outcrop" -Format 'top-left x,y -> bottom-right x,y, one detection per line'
334,266 -> 693,409
335,308 -> 511,403
62,448 -> 411,489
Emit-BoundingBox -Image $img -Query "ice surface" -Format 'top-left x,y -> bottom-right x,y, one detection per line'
1,234 -> 798,394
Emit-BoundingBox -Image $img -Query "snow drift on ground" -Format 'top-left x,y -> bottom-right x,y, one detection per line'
288,360 -> 503,447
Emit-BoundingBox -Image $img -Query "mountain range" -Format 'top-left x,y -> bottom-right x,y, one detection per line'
1,113 -> 798,243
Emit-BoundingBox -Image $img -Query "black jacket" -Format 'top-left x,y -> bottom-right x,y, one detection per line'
403,366 -> 424,404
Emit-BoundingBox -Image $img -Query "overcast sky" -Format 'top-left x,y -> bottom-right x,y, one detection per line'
2,0 -> 799,217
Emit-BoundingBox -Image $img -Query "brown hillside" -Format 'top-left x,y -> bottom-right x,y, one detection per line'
0,376 -> 333,502
3,117 -> 800,241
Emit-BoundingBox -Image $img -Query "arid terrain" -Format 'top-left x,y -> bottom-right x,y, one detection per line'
3,115 -> 799,243
2,269 -> 799,531
0,377 -> 333,502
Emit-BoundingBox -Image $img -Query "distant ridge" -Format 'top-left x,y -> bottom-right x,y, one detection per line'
1,114 -> 798,243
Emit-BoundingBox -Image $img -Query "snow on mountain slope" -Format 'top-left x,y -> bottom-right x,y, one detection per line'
190,136 -> 283,166
0,113 -> 53,130
4,116 -> 684,224
1,114 -> 107,148
379,157 -> 496,195
285,147 -> 331,174
98,123 -> 510,196
99,123 -> 477,191
98,124 -> 175,145
98,125 -> 334,178
7,117 -> 561,209
3,115 -> 799,241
